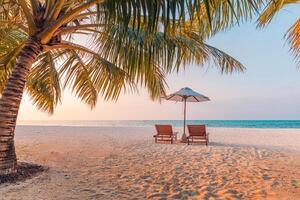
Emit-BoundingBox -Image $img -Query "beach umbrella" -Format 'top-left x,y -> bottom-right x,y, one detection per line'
164,87 -> 210,142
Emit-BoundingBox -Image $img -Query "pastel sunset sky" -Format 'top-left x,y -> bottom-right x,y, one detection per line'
18,5 -> 300,121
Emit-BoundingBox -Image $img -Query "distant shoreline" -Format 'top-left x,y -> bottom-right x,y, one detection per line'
16,120 -> 300,129
14,124 -> 300,130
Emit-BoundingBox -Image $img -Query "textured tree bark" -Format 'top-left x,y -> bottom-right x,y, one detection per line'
0,38 -> 43,175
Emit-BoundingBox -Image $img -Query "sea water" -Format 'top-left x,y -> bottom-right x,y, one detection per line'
17,120 -> 300,129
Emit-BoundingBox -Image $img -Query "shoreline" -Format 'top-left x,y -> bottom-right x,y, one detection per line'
16,119 -> 300,129
15,124 -> 300,130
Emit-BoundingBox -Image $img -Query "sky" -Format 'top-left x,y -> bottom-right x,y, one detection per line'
18,5 -> 300,121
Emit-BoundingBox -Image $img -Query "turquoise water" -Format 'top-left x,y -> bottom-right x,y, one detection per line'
17,120 -> 300,129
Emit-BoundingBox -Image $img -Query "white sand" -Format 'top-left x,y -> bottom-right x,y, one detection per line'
0,126 -> 300,199
208,128 -> 300,152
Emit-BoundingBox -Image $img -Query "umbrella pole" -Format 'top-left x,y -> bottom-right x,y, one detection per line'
183,97 -> 187,135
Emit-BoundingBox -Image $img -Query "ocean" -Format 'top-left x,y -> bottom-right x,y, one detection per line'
17,120 -> 300,129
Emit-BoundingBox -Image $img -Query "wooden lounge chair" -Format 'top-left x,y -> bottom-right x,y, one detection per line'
153,125 -> 178,144
187,125 -> 209,145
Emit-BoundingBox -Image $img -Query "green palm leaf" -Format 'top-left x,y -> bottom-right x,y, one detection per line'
101,0 -> 263,35
98,25 -> 244,75
26,51 -> 61,114
59,49 -> 98,108
0,27 -> 27,93
0,0 -> 262,113
58,48 -> 135,108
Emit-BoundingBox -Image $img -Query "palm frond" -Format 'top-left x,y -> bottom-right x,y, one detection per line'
0,0 -> 261,113
57,47 -> 135,107
144,65 -> 168,100
186,32 -> 245,73
257,0 -> 300,28
286,19 -> 300,67
58,49 -> 98,108
98,25 -> 244,75
87,54 -> 136,101
257,0 -> 300,68
0,27 -> 27,94
102,0 -> 263,35
26,51 -> 61,114
0,0 -> 27,30
93,24 -> 243,99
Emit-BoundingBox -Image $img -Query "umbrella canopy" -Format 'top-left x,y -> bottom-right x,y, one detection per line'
164,87 -> 210,142
165,87 -> 210,102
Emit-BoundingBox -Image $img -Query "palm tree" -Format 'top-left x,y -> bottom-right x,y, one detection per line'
258,0 -> 300,66
0,0 -> 261,175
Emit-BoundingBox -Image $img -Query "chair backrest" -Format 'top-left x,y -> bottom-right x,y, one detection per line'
187,125 -> 206,136
155,125 -> 173,136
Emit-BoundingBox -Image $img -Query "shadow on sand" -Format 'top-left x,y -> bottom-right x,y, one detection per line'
0,162 -> 47,185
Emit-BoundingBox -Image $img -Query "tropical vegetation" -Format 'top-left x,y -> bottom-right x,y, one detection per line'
0,0 -> 261,175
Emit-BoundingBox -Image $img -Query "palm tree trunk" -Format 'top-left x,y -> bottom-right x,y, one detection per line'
0,38 -> 43,175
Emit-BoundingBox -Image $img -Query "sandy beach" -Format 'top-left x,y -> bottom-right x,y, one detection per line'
0,126 -> 300,199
